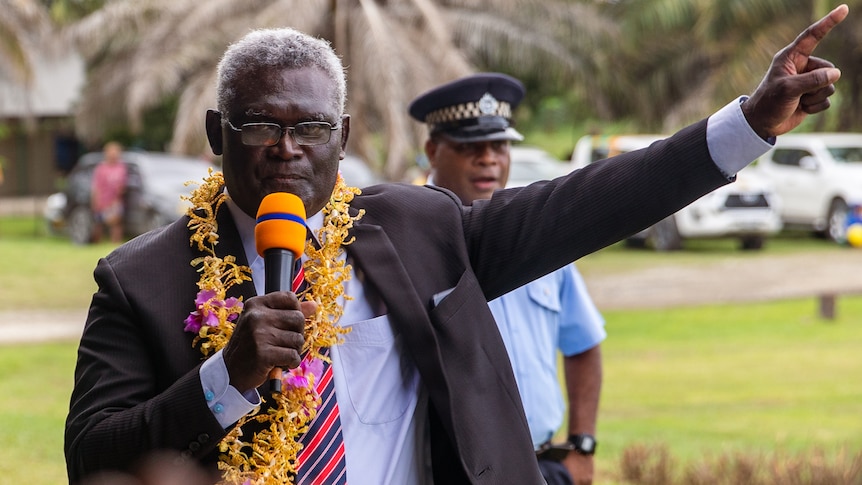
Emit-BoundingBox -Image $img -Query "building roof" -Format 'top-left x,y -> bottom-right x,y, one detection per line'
0,49 -> 84,118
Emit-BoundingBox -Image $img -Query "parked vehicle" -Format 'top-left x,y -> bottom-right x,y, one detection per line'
507,146 -> 571,188
571,134 -> 783,250
51,150 -> 218,244
752,133 -> 862,243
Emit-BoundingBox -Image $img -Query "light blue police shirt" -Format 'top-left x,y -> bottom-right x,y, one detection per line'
488,264 -> 606,449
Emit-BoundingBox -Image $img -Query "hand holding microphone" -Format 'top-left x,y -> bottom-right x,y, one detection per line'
255,192 -> 307,394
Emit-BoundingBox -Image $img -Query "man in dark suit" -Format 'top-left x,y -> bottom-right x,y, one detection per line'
66,6 -> 848,485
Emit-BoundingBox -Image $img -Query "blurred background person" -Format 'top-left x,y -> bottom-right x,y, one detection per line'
410,73 -> 606,485
90,141 -> 128,243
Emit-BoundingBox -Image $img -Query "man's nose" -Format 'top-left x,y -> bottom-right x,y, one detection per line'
474,144 -> 498,164
272,130 -> 304,159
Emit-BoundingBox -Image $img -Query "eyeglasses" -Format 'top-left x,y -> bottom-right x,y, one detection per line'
225,119 -> 340,147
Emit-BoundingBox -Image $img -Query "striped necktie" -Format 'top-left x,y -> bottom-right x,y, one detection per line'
292,259 -> 306,294
295,346 -> 347,484
293,259 -> 347,484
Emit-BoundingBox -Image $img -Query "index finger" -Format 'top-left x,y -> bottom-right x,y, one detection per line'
791,4 -> 849,57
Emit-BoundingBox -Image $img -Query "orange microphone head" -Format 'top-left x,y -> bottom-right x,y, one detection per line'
255,192 -> 307,257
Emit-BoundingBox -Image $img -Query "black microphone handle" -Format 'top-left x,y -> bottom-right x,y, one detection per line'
263,248 -> 296,294
263,248 -> 297,394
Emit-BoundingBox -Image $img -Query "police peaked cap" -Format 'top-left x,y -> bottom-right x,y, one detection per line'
408,73 -> 525,143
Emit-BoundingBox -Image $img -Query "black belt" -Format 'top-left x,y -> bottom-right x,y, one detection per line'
535,440 -> 574,462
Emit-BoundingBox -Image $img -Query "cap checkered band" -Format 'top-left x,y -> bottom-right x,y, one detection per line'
424,93 -> 512,124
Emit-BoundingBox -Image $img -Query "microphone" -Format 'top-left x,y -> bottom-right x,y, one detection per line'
255,192 -> 307,394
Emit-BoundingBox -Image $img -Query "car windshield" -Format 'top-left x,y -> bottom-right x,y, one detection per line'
827,146 -> 862,163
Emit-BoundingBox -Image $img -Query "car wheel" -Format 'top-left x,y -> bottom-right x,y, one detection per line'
826,198 -> 849,244
740,236 -> 765,250
67,206 -> 95,245
648,216 -> 682,251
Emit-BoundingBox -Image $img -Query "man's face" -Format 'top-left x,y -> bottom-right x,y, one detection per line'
207,66 -> 349,218
425,137 -> 511,205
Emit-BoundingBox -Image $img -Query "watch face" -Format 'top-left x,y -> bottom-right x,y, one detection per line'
580,436 -> 595,452
571,434 -> 596,454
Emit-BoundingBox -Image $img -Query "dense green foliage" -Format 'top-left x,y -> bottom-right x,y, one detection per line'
18,0 -> 862,180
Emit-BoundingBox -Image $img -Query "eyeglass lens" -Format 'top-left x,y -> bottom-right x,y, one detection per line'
240,122 -> 334,146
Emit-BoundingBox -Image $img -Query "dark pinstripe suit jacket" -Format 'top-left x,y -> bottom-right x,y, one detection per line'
65,120 -> 730,484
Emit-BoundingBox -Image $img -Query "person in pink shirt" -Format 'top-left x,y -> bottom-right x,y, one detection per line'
90,141 -> 128,243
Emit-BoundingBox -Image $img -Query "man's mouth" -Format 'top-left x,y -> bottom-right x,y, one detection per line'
471,176 -> 499,190
262,171 -> 304,183
260,174 -> 305,193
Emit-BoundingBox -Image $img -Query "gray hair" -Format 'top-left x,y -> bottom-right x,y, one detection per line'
216,28 -> 347,119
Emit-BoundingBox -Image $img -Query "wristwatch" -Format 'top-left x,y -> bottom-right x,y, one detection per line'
568,433 -> 597,455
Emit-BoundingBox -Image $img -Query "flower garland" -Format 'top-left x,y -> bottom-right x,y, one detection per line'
183,169 -> 363,484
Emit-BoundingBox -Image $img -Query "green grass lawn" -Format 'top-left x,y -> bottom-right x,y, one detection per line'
594,299 -> 862,483
0,216 -> 115,309
0,342 -> 78,484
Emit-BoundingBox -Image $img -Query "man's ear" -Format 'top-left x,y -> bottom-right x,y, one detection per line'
205,109 -> 224,156
424,138 -> 439,169
339,114 -> 351,153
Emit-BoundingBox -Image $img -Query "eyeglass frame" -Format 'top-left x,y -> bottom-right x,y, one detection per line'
224,118 -> 342,147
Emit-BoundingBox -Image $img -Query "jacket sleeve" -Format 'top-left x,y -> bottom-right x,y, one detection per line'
465,120 -> 728,300
64,237 -> 229,482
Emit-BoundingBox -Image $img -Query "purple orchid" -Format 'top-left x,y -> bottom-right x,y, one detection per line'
283,356 -> 324,391
183,290 -> 243,333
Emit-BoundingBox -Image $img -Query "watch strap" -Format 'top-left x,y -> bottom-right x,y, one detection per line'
567,433 -> 597,455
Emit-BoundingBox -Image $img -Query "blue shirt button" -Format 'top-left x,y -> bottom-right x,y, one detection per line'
213,403 -> 224,414
205,390 -> 215,402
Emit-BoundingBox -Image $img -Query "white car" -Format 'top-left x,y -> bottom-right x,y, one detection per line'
753,133 -> 862,243
507,146 -> 571,188
571,134 -> 783,250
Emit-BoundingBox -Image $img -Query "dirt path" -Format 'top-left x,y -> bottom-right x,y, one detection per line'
0,309 -> 89,345
3,248 -> 861,345
583,249 -> 862,310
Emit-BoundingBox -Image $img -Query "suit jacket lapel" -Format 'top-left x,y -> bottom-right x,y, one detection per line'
214,202 -> 257,303
347,223 -> 421,316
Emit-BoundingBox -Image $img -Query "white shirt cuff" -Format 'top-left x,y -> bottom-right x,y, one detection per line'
200,349 -> 260,429
706,96 -> 775,178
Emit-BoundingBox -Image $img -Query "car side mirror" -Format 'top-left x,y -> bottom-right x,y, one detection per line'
799,155 -> 819,171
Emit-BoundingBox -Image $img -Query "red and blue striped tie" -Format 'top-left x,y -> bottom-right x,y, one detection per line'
293,260 -> 347,484
292,260 -> 306,294
295,347 -> 347,484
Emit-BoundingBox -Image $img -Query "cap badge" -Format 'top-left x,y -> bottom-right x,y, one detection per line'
478,93 -> 499,115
